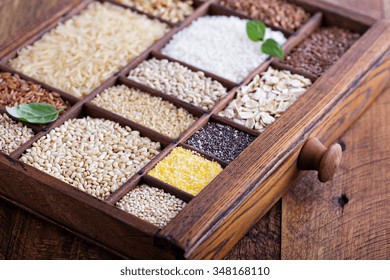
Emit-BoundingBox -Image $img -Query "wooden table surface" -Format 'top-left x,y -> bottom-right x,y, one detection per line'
0,0 -> 389,260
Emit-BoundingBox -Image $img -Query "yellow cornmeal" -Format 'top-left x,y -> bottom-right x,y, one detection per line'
148,147 -> 223,195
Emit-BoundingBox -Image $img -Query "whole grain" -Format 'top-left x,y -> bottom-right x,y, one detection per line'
219,67 -> 311,132
118,0 -> 194,24
220,0 -> 310,32
0,72 -> 69,111
127,58 -> 228,110
0,113 -> 34,155
92,85 -> 197,139
8,2 -> 168,97
20,117 -> 161,200
161,16 -> 286,83
116,184 -> 187,228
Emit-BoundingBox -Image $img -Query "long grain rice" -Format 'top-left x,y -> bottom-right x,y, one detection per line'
8,2 -> 168,98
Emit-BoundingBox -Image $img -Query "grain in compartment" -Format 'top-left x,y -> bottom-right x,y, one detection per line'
0,113 -> 34,155
148,147 -> 223,196
20,116 -> 161,200
91,84 -> 197,139
8,1 -> 169,98
277,26 -> 360,78
116,0 -> 195,24
116,184 -> 187,228
185,121 -> 256,163
161,14 -> 287,83
218,67 -> 312,132
0,72 -> 70,111
127,57 -> 229,111
219,0 -> 310,32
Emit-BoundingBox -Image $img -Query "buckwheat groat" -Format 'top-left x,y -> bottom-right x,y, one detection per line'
220,0 -> 310,32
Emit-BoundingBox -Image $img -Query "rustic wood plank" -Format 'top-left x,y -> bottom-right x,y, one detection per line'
384,0 -> 390,18
227,0 -> 385,260
226,201 -> 281,260
0,200 -> 118,260
0,150 -> 179,259
312,0 -> 382,20
160,19 -> 390,259
0,201 -> 18,259
281,89 -> 390,260
0,0 -> 388,260
0,0 -> 81,57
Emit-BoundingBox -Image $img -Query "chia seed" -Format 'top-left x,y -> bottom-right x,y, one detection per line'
185,122 -> 256,163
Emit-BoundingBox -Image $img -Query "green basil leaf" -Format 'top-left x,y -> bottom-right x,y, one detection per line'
246,20 -> 266,42
6,103 -> 61,124
5,106 -> 22,119
262,38 -> 284,59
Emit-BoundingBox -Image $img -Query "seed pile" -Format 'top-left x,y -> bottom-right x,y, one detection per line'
0,114 -> 34,155
185,122 -> 255,163
219,67 -> 311,132
118,0 -> 194,24
20,117 -> 161,199
128,58 -> 228,110
116,184 -> 187,228
8,2 -> 168,97
92,85 -> 196,139
162,16 -> 286,83
220,0 -> 310,32
0,72 -> 69,111
148,147 -> 223,195
279,27 -> 360,77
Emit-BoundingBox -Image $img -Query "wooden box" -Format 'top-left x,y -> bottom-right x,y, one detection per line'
0,0 -> 389,259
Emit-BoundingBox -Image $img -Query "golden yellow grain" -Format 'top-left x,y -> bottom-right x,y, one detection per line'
148,147 -> 223,195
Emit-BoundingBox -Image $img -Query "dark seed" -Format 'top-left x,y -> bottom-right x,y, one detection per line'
279,27 -> 360,77
185,122 -> 256,163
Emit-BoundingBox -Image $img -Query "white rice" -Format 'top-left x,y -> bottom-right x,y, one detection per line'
161,16 -> 286,83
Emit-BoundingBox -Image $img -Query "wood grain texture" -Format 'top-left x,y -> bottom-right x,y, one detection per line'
384,0 -> 390,18
281,89 -> 390,260
0,199 -> 118,260
0,0 -> 388,260
159,20 -> 390,259
312,0 -> 382,19
0,0 -> 81,57
226,201 -> 281,260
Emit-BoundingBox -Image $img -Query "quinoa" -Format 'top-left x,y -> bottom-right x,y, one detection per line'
116,184 -> 187,228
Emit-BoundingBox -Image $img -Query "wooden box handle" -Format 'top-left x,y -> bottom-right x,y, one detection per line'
298,137 -> 343,182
